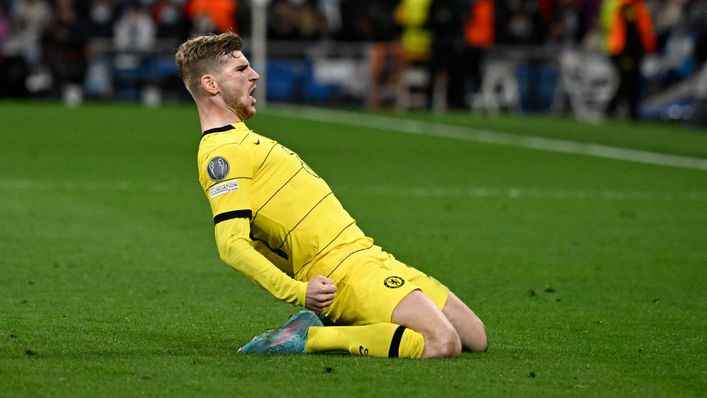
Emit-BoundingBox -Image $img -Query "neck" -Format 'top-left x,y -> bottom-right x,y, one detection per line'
196,96 -> 242,132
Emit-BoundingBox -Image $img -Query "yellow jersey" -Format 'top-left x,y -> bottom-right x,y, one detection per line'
197,122 -> 372,305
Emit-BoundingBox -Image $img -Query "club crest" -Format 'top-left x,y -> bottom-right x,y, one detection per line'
384,276 -> 405,289
207,156 -> 230,181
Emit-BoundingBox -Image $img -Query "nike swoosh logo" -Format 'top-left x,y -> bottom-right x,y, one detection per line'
255,139 -> 260,145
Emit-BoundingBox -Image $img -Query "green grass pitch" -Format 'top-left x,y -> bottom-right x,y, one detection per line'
1,102 -> 705,397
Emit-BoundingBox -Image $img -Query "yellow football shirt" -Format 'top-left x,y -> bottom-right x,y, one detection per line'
197,122 -> 371,305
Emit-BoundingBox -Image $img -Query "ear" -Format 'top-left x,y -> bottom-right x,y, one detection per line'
200,75 -> 219,95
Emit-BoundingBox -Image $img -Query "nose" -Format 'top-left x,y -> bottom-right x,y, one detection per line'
250,68 -> 260,81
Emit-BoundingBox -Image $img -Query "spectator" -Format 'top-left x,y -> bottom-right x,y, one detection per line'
185,0 -> 237,33
1,0 -> 52,97
0,5 -> 23,97
688,0 -> 707,125
425,0 -> 464,109
453,0 -> 495,109
296,0 -> 326,40
267,0 -> 326,41
547,0 -> 583,47
337,0 -> 362,40
269,0 -> 300,40
653,0 -> 686,45
318,0 -> 342,37
580,0 -> 604,34
365,0 -> 403,109
114,4 -> 156,50
0,6 -> 10,45
601,0 -> 657,119
394,0 -> 433,63
41,0 -> 89,99
688,0 -> 707,68
496,0 -> 545,45
190,12 -> 218,35
5,0 -> 52,67
153,0 -> 191,41
88,0 -> 117,39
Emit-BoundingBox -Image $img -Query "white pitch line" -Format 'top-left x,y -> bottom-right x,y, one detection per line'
269,106 -> 707,171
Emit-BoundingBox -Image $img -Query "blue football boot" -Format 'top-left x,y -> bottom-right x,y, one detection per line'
238,310 -> 323,354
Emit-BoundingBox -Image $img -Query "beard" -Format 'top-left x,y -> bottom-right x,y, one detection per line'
223,90 -> 256,121
235,101 -> 256,121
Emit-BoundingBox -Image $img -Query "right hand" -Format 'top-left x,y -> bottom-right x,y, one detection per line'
305,275 -> 337,313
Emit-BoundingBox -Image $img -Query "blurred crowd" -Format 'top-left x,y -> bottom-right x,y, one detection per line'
0,0 -> 705,120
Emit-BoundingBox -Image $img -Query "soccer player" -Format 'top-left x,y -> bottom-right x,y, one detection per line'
175,32 -> 487,359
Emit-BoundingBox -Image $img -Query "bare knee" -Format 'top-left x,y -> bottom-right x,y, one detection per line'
456,310 -> 488,352
390,289 -> 462,358
422,327 -> 462,358
443,292 -> 488,352
468,317 -> 488,352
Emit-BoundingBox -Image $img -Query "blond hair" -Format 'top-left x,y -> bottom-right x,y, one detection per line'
175,33 -> 244,96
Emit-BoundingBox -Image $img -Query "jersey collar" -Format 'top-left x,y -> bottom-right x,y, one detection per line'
202,124 -> 236,137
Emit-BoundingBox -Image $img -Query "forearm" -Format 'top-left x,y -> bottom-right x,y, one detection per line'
215,219 -> 307,306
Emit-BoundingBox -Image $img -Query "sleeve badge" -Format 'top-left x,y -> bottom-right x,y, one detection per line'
207,156 -> 230,181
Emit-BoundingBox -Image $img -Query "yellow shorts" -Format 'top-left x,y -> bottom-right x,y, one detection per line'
322,245 -> 449,326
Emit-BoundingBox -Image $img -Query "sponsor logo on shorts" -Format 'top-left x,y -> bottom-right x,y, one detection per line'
384,276 -> 405,289
209,180 -> 239,198
207,156 -> 230,181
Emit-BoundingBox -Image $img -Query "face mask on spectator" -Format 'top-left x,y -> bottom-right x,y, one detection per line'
91,4 -> 112,24
193,14 -> 215,33
160,7 -> 179,25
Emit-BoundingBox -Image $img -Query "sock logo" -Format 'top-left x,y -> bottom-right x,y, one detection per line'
359,346 -> 369,356
384,276 -> 405,288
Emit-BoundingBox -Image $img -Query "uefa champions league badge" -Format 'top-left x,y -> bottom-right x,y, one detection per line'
207,156 -> 230,181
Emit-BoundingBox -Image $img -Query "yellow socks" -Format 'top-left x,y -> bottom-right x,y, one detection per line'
305,323 -> 424,358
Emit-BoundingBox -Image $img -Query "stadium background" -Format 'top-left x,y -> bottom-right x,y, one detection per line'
1,1 -> 706,397
0,0 -> 705,123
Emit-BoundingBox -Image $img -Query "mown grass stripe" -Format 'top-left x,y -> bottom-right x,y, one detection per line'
2,178 -> 703,201
269,106 -> 707,171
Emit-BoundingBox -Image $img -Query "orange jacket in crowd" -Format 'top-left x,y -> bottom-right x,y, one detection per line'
186,0 -> 238,33
464,0 -> 494,48
601,0 -> 656,56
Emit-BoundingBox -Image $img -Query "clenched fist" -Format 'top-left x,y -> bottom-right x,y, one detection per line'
305,275 -> 337,312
